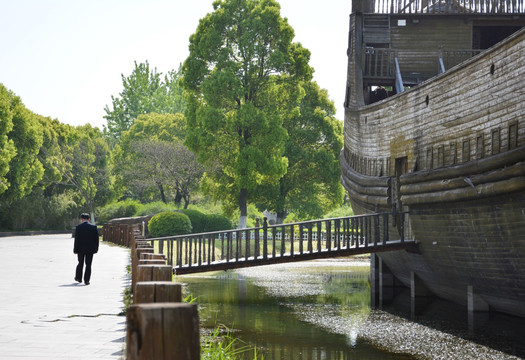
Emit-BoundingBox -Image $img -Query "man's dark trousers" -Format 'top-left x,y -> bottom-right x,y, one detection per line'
75,253 -> 94,283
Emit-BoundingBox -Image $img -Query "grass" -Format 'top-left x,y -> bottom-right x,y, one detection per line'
201,324 -> 262,360
121,279 -> 262,359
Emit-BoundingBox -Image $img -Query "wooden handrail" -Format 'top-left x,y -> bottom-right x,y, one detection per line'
145,212 -> 415,274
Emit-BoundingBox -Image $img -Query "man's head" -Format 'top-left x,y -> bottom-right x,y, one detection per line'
80,213 -> 90,221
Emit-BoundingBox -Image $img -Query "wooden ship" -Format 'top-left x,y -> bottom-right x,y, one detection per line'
341,0 -> 525,317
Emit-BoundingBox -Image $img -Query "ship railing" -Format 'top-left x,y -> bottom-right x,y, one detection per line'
371,0 -> 525,14
363,48 -> 397,78
145,212 -> 412,272
438,49 -> 483,72
364,47 -> 484,81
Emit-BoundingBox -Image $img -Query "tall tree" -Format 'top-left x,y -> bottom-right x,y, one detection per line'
57,125 -> 111,223
0,88 -> 44,203
258,81 -> 345,222
182,0 -> 313,227
0,84 -> 16,195
104,62 -> 185,143
0,86 -> 45,229
37,116 -> 65,189
112,113 -> 202,206
130,140 -> 203,208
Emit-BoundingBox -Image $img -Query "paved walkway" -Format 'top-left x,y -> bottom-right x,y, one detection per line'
0,234 -> 130,359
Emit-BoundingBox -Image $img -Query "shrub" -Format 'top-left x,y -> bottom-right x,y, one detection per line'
135,201 -> 176,216
148,211 -> 192,237
204,214 -> 233,232
181,209 -> 207,233
323,205 -> 354,219
98,200 -> 140,223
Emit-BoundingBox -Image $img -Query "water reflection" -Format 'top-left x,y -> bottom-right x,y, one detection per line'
179,259 -> 525,359
179,260 -> 414,360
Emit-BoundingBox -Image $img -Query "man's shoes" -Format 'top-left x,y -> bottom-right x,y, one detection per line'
75,277 -> 82,283
84,281 -> 90,285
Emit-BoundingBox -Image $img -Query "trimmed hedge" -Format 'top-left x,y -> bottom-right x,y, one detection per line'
135,201 -> 176,216
181,209 -> 207,234
204,214 -> 233,232
148,211 -> 192,237
98,200 -> 140,223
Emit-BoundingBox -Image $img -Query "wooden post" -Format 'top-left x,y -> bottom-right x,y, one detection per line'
134,281 -> 182,304
132,248 -> 155,293
127,303 -> 200,360
370,254 -> 380,309
122,224 -> 130,246
142,253 -> 167,261
263,217 -> 268,259
137,265 -> 173,283
139,259 -> 167,266
379,257 -> 395,308
410,271 -> 433,317
136,240 -> 152,249
467,285 -> 490,332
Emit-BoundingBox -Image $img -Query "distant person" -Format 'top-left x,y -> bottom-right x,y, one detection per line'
74,213 -> 99,285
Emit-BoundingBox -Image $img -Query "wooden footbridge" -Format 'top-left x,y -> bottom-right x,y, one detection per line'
139,212 -> 418,275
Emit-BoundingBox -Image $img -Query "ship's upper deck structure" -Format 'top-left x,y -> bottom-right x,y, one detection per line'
348,0 -> 525,106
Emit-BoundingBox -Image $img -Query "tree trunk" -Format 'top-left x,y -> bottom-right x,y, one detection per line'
275,179 -> 287,225
88,202 -> 96,224
174,190 -> 182,206
276,211 -> 286,225
238,188 -> 248,229
158,183 -> 167,204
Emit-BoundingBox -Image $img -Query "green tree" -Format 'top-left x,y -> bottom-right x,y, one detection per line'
0,89 -> 44,203
36,116 -> 65,188
111,113 -> 202,205
0,84 -> 16,195
182,0 -> 313,228
104,61 -> 185,143
130,140 -> 203,208
57,125 -> 112,223
258,81 -> 344,222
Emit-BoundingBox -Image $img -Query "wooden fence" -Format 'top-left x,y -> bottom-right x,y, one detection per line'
146,212 -> 416,275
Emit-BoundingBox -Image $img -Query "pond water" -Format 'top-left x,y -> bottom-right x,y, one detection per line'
177,259 -> 524,360
179,259 -> 413,359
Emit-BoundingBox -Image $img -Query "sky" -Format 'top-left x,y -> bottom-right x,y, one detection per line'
0,0 -> 352,129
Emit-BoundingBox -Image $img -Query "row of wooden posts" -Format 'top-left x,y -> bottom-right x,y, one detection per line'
124,225 -> 200,360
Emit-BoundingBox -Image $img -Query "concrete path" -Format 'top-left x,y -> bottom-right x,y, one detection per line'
0,234 -> 130,359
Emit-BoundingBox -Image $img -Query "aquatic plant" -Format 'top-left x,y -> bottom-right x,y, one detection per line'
201,324 -> 262,360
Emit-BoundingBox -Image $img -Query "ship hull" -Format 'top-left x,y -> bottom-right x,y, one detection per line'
348,184 -> 525,317
342,22 -> 525,317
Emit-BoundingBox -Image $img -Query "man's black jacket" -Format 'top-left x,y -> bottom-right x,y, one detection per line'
74,221 -> 99,254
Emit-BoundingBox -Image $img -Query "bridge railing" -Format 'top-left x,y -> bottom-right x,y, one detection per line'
147,212 -> 410,271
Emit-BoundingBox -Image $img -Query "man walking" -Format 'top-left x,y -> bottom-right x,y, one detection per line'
74,213 -> 99,285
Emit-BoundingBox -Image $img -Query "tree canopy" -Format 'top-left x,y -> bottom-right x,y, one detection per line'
257,81 -> 344,222
104,61 -> 185,143
53,124 -> 112,222
182,0 -> 313,227
112,113 -> 202,207
0,84 -> 44,204
0,84 -> 17,195
0,84 -> 114,229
